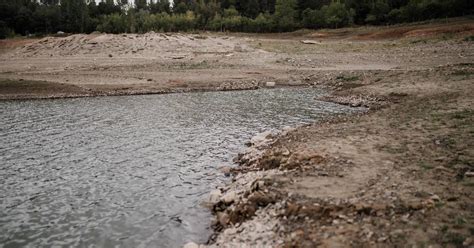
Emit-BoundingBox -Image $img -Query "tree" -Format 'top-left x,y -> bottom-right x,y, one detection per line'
135,0 -> 148,10
60,0 -> 90,33
273,0 -> 298,31
322,1 -> 354,28
301,7 -> 325,28
150,0 -> 171,14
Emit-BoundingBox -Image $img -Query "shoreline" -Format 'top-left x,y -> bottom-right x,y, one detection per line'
0,79 -> 266,101
197,64 -> 473,247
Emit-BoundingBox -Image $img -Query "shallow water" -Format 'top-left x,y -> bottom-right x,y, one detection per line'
0,88 -> 359,247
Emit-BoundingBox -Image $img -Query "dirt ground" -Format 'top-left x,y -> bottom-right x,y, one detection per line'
1,17 -> 473,247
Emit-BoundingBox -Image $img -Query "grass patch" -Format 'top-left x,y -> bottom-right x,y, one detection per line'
451,109 -> 473,120
442,232 -> 465,246
463,35 -> 474,42
454,217 -> 467,228
451,69 -> 473,77
410,39 -> 428,44
336,75 -> 360,82
462,181 -> 474,187
419,162 -> 434,170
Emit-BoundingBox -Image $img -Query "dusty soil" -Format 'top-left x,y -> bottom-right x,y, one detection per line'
1,18 -> 473,100
1,18 -> 473,247
204,65 -> 473,247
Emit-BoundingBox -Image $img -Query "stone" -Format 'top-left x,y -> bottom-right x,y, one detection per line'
250,131 -> 273,146
183,242 -> 199,248
222,191 -> 237,204
217,212 -> 230,226
463,237 -> 473,246
209,189 -> 222,204
281,148 -> 290,156
465,171 -> 474,177
301,40 -> 318,44
265,82 -> 276,88
430,194 -> 441,202
219,166 -> 232,177
234,45 -> 244,52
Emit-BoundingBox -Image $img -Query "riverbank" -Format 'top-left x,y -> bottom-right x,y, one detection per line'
200,63 -> 473,247
1,18 -> 473,101
196,21 -> 473,247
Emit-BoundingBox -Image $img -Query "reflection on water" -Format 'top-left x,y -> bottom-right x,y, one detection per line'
0,88 -> 359,247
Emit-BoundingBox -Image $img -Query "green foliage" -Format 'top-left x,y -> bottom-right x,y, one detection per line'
302,8 -> 325,28
0,21 -> 15,39
323,1 -> 355,28
0,0 -> 472,38
302,1 -> 355,28
273,0 -> 298,31
97,13 -> 128,34
60,0 -> 90,33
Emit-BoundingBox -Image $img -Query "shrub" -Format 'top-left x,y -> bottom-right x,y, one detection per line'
97,13 -> 127,33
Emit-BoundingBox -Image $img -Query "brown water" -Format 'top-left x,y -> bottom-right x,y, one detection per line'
0,88 -> 361,247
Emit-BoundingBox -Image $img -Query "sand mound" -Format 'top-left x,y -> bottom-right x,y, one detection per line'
8,33 -> 253,58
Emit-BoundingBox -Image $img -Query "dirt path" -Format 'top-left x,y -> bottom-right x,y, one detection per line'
1,18 -> 473,247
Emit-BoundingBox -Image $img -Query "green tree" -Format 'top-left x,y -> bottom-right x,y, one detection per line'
322,1 -> 354,28
97,13 -> 128,33
60,0 -> 89,33
273,0 -> 298,31
301,7 -> 325,28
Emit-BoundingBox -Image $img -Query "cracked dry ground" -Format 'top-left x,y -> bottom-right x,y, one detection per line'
211,65 -> 473,247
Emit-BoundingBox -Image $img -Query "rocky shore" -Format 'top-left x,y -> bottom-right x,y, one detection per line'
188,63 -> 473,247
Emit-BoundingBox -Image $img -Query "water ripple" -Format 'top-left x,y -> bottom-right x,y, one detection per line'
0,88 -> 360,247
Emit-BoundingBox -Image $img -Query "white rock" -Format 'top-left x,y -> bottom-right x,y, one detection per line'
301,40 -> 318,44
250,131 -> 273,146
209,189 -> 222,204
222,191 -> 237,204
265,81 -> 276,88
183,242 -> 199,248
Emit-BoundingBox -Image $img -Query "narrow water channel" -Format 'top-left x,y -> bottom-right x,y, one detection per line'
0,88 -> 360,247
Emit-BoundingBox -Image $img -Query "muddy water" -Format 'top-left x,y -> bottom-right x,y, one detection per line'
0,88 -> 359,247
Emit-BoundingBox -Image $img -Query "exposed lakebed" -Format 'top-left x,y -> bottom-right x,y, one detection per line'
0,88 -> 360,247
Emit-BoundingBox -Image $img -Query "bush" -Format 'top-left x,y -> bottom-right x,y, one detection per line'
302,8 -> 325,28
250,12 -> 274,32
97,13 -> 127,33
0,21 -> 15,39
273,0 -> 299,32
322,1 -> 355,28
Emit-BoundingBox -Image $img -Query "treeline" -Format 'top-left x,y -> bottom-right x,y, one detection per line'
1,0 -> 473,38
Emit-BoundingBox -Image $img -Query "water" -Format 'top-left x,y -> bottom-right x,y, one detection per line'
0,88 -> 359,248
